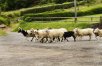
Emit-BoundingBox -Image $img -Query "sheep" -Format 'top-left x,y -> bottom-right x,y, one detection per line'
30,28 -> 49,43
73,28 -> 94,40
63,31 -> 76,42
94,28 -> 102,39
46,28 -> 67,42
30,28 -> 67,43
18,27 -> 35,41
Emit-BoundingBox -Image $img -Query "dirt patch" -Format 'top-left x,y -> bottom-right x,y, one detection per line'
91,23 -> 102,29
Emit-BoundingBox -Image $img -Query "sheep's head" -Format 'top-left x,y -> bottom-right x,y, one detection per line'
73,28 -> 78,34
94,28 -> 99,33
94,28 -> 99,36
29,28 -> 35,35
18,27 -> 23,33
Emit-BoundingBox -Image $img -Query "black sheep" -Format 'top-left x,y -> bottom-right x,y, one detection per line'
63,31 -> 76,42
18,28 -> 28,37
18,28 -> 35,41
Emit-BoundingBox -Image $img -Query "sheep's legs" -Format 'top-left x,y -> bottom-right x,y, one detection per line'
64,37 -> 69,42
44,38 -> 48,43
25,37 -> 29,41
61,37 -> 64,42
48,37 -> 53,43
40,38 -> 44,43
58,37 -> 60,42
31,37 -> 34,42
89,35 -> 91,41
95,36 -> 98,40
72,35 -> 76,42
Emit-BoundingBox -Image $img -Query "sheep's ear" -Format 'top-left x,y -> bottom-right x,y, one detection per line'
96,28 -> 99,29
37,29 -> 39,30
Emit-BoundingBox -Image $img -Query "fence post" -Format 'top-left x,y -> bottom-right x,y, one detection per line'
100,16 -> 102,24
0,7 -> 1,16
74,17 -> 77,23
91,17 -> 93,23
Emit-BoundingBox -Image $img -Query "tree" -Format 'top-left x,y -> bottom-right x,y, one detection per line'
0,0 -> 40,11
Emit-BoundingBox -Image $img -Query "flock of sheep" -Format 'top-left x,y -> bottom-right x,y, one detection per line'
18,27 -> 102,43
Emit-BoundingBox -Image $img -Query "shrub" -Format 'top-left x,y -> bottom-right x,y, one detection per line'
20,2 -> 74,15
23,7 -> 102,21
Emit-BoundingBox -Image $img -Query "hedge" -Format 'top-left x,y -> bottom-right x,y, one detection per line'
23,7 -> 102,21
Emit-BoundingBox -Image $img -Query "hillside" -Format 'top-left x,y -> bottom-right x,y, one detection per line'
0,0 -> 102,31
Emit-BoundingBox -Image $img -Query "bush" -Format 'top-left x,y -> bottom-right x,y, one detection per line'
20,2 -> 75,15
0,0 -> 40,11
23,7 -> 102,21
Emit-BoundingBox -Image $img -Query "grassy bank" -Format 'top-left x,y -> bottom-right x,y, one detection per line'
23,4 -> 102,21
0,29 -> 7,36
0,16 -> 10,26
14,20 -> 92,31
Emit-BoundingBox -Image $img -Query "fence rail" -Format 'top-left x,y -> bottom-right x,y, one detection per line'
28,16 -> 101,23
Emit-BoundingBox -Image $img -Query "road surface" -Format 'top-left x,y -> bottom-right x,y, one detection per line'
0,32 -> 102,66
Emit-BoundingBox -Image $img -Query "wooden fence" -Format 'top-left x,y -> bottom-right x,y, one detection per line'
29,16 -> 102,23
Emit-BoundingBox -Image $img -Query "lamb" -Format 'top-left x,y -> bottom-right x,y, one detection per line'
63,31 -> 76,42
73,28 -> 94,40
94,28 -> 102,39
18,27 -> 35,41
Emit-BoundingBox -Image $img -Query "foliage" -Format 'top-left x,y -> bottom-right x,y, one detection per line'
0,0 -> 39,11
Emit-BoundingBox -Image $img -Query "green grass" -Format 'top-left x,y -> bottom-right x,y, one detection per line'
0,29 -> 7,36
0,16 -> 10,26
14,20 -> 92,31
84,14 -> 102,17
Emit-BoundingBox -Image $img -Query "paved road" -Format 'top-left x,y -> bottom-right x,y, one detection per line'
0,32 -> 102,66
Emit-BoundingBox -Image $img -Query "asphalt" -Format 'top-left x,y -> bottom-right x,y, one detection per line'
0,32 -> 102,66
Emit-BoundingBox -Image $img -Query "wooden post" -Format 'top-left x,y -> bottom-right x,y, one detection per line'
74,17 -> 77,23
91,17 -> 93,23
0,7 -> 1,16
100,16 -> 102,24
74,0 -> 77,23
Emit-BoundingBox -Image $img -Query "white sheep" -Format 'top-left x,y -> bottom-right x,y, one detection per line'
73,28 -> 94,40
30,28 -> 49,43
46,28 -> 67,42
30,28 -> 67,43
94,28 -> 102,39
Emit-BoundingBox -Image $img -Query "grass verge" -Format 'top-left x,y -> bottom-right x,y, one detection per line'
14,21 -> 92,31
0,29 -> 7,36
